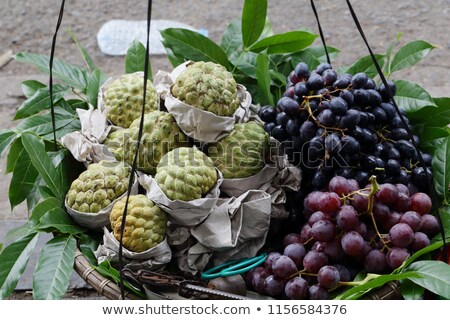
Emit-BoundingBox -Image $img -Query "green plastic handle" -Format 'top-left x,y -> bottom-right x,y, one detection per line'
201,253 -> 267,280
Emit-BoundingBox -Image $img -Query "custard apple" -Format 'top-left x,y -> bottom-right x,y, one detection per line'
208,122 -> 269,179
103,73 -> 158,128
66,161 -> 131,213
110,195 -> 167,252
155,147 -> 218,201
104,111 -> 190,175
172,61 -> 240,116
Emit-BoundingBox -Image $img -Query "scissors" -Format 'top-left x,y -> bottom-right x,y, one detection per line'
201,253 -> 267,280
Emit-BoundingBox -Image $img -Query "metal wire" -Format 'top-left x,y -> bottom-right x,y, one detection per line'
310,0 -> 331,65
49,0 -> 66,151
118,0 -> 153,299
345,0 -> 447,258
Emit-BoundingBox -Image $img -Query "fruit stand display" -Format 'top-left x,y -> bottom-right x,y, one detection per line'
0,0 -> 449,300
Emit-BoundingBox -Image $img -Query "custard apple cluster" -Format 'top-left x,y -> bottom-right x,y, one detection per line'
208,122 -> 270,179
110,195 -> 167,252
66,161 -> 131,213
155,147 -> 218,201
172,61 -> 240,116
104,111 -> 190,175
103,73 -> 159,128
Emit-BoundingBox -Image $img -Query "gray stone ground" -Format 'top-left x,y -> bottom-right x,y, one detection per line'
0,0 -> 449,298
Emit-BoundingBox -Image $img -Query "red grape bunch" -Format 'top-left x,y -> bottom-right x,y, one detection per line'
245,176 -> 440,299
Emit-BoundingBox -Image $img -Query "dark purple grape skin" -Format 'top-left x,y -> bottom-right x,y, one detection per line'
341,231 -> 366,256
308,285 -> 330,300
285,277 -> 309,299
317,266 -> 340,289
334,264 -> 351,282
258,105 -> 277,122
272,255 -> 297,279
264,252 -> 281,271
386,247 -> 410,270
364,250 -> 386,273
311,220 -> 336,242
336,205 -> 359,231
409,232 -> 431,252
284,243 -> 307,268
264,275 -> 286,297
400,211 -> 423,232
389,223 -> 414,248
303,251 -> 329,273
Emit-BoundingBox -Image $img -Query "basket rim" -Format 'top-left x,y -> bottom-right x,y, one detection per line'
73,248 -> 140,300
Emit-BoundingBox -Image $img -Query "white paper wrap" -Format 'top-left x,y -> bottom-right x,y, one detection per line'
154,61 -> 252,142
95,227 -> 172,271
61,106 -> 116,165
139,168 -> 223,227
65,174 -> 139,230
166,190 -> 271,274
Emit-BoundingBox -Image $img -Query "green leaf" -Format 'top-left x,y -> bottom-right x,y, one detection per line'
164,46 -> 186,68
21,80 -> 46,98
230,51 -> 258,79
221,19 -> 242,57
14,85 -> 70,120
14,52 -> 89,91
341,54 -> 385,78
4,223 -> 32,244
0,233 -> 39,299
33,235 -> 76,300
394,241 -> 444,273
408,97 -> 450,128
86,69 -> 108,107
21,133 -> 63,200
390,40 -> 436,73
418,126 -> 449,142
432,209 -> 450,243
335,272 -> 420,300
161,28 -> 230,69
406,260 -> 450,299
9,143 -> 39,209
42,119 -> 81,140
255,54 -> 274,106
29,197 -> 62,227
93,261 -> 145,298
241,0 -> 267,48
291,46 -> 340,70
6,138 -> 23,173
67,29 -> 97,73
432,136 -> 450,200
400,279 -> 425,300
67,99 -> 88,111
249,31 -> 318,54
125,40 -> 152,79
79,234 -> 100,267
393,80 -> 437,114
0,130 -> 18,157
37,207 -> 86,235
16,111 -> 76,136
384,33 -> 403,75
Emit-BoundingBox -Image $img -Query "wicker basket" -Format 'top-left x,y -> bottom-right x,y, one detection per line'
74,248 -> 402,300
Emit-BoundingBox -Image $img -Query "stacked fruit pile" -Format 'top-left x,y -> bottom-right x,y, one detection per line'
245,176 -> 440,299
258,62 -> 433,191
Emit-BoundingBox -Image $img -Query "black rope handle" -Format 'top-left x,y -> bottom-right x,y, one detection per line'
345,0 -> 447,256
118,0 -> 153,299
310,0 -> 331,65
49,0 -> 66,151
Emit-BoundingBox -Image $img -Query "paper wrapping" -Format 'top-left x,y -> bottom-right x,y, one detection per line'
166,190 -> 271,274
139,168 -> 223,227
64,173 -> 139,231
154,61 -> 252,142
95,227 -> 172,271
61,106 -> 116,165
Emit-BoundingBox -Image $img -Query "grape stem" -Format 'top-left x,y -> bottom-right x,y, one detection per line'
366,175 -> 390,250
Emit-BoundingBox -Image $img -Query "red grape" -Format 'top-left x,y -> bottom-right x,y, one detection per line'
341,231 -> 366,256
409,193 -> 432,215
264,252 -> 281,271
389,223 -> 414,248
264,275 -> 286,297
308,211 -> 332,226
392,192 -> 411,212
351,190 -> 369,212
285,277 -> 309,299
364,250 -> 386,273
300,224 -> 312,243
272,255 -> 297,279
304,191 -> 323,213
420,214 -> 440,236
284,243 -> 306,267
410,232 -> 431,252
376,183 -> 399,205
308,284 -> 330,300
399,211 -> 422,232
311,220 -> 336,242
317,265 -> 340,289
303,251 -> 329,273
282,233 -> 302,247
318,192 -> 342,215
328,176 -> 350,196
336,205 -> 359,231
386,247 -> 410,269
